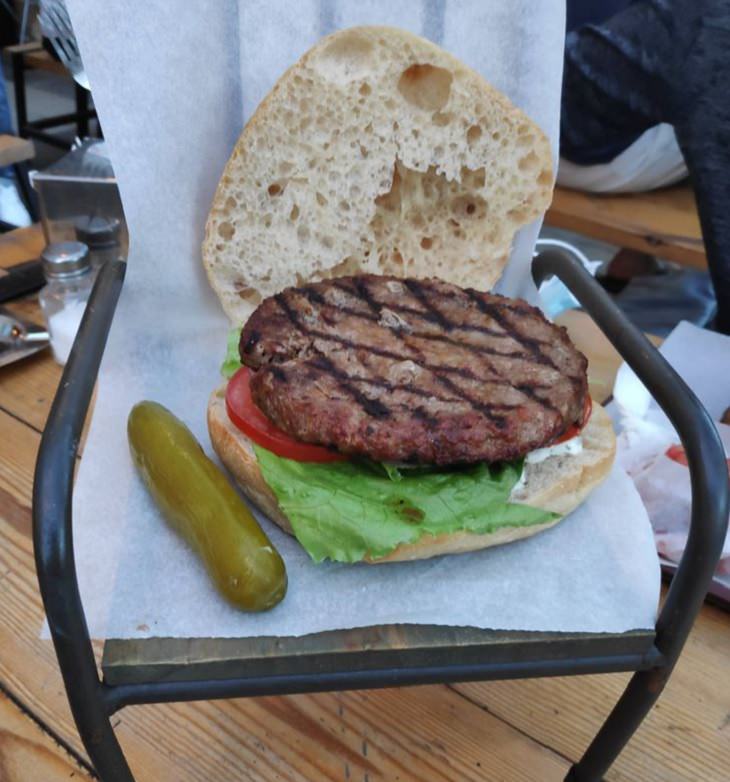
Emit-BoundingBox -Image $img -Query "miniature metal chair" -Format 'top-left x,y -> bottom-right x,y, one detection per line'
33,247 -> 729,781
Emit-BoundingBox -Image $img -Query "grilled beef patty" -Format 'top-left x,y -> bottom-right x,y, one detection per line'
240,275 -> 588,464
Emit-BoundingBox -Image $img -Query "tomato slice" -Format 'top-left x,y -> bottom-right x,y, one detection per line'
552,395 -> 593,445
226,367 -> 347,462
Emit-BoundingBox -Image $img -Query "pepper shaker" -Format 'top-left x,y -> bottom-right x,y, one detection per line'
75,216 -> 123,269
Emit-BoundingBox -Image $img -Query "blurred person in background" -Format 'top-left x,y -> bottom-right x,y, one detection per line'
0,58 -> 31,226
0,59 -> 12,174
559,0 -> 730,334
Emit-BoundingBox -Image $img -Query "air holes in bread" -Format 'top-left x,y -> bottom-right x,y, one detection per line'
218,222 -> 235,240
518,151 -> 539,172
397,64 -> 453,111
234,282 -> 262,305
315,31 -> 375,82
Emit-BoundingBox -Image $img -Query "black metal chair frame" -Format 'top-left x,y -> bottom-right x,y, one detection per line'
9,43 -> 97,150
32,249 -> 730,782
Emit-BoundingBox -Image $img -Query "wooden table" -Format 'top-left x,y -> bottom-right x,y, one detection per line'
546,184 -> 706,270
1,226 -> 729,781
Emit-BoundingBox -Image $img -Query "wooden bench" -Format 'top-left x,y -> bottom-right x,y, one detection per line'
545,183 -> 706,270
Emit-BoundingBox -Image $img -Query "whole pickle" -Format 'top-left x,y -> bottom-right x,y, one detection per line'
127,401 -> 286,611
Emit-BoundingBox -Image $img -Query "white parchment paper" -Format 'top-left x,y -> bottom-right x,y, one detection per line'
63,0 -> 660,640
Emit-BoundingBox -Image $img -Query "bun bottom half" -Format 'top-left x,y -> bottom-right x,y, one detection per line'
208,385 -> 616,563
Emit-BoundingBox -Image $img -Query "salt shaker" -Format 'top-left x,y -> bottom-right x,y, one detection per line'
38,242 -> 94,365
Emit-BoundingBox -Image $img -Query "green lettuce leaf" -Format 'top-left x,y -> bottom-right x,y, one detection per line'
221,327 -> 243,378
253,445 -> 559,563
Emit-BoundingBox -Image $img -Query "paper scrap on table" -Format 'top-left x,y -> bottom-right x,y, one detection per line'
633,428 -> 730,576
612,321 -> 730,588
59,0 -> 660,640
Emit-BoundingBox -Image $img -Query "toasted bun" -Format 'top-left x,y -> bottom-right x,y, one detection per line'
208,387 -> 615,563
203,26 -> 553,323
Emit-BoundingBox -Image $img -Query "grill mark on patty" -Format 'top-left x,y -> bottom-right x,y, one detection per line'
300,287 -> 327,307
433,373 -> 508,428
351,276 -> 382,315
465,288 -> 558,369
306,354 -> 392,419
403,278 -> 453,330
463,288 -> 565,416
270,365 -> 287,382
261,309 -> 554,395
402,334 -> 539,365
274,291 -> 516,429
288,285 -> 550,367
412,406 -> 439,427
301,359 -> 482,425
306,363 -> 521,411
275,293 -> 391,419
467,290 -> 586,412
322,278 -> 562,350
268,306 -> 554,393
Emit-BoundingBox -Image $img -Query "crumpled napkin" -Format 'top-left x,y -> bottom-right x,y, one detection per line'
624,423 -> 730,576
612,320 -> 730,582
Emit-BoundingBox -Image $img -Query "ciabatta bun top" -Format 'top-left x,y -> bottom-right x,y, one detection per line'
203,26 -> 553,322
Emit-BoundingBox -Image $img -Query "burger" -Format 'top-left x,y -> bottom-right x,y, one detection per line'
202,27 -> 616,564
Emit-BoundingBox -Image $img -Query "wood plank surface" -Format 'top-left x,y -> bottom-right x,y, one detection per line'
0,690 -> 93,781
453,601 -> 730,782
0,226 -> 73,433
0,225 -> 45,269
0,351 -> 59,432
1,223 -> 728,781
546,185 -> 706,270
0,407 -> 572,781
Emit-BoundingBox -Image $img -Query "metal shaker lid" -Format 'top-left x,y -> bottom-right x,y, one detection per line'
41,242 -> 91,279
75,215 -> 122,248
